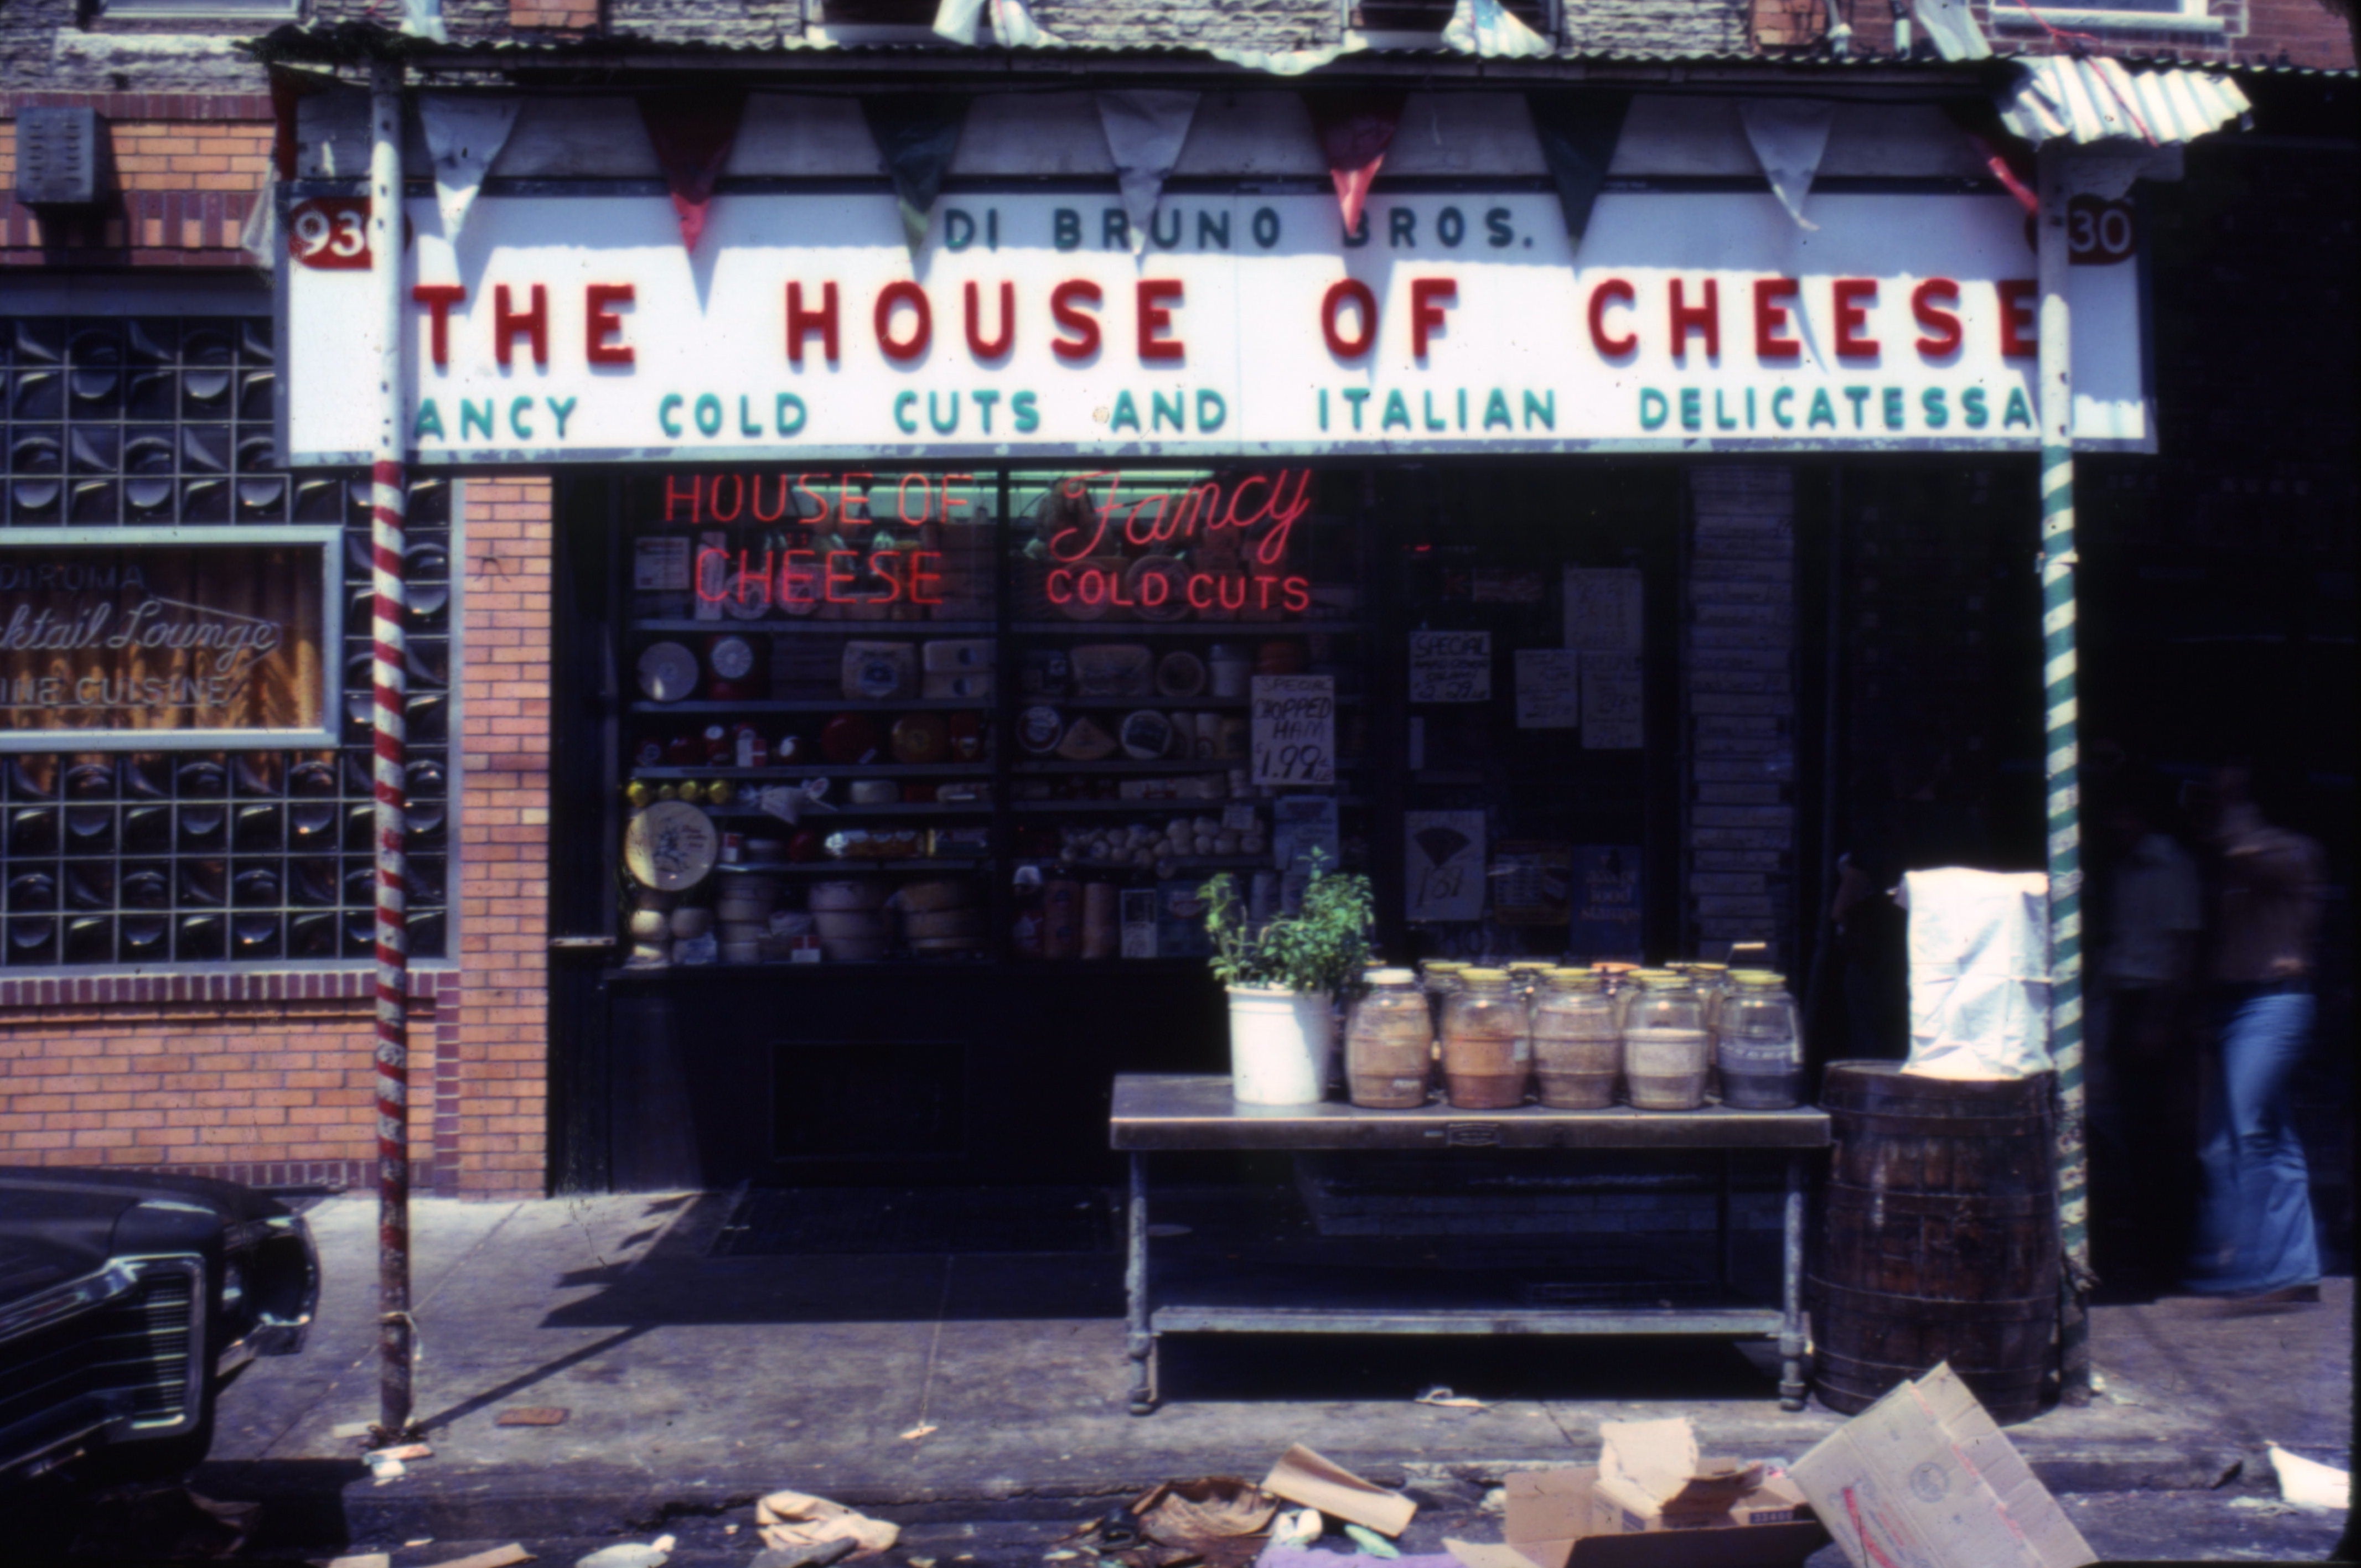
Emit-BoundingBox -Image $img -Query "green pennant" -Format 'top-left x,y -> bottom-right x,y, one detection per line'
861,97 -> 971,259
1527,92 -> 1631,251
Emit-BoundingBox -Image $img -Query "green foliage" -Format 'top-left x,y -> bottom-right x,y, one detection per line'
1201,855 -> 1374,995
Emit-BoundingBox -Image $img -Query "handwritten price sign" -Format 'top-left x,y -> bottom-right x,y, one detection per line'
1251,674 -> 1335,787
1408,630 -> 1491,703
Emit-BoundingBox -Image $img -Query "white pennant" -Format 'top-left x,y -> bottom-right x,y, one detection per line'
1442,0 -> 1553,59
1095,90 -> 1200,257
1737,98 -> 1835,230
419,94 -> 521,246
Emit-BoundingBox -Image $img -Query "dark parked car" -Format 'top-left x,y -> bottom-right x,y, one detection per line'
1,1167 -> 319,1486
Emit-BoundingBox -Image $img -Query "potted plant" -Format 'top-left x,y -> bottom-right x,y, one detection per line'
1200,858 -> 1375,1104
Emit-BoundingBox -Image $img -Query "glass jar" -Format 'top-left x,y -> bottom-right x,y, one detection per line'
1718,969 -> 1804,1109
1617,967 -> 1679,1031
1505,960 -> 1552,1003
1621,973 -> 1710,1110
1440,967 -> 1529,1109
1530,968 -> 1621,1109
1347,967 -> 1435,1109
1679,962 -> 1732,1095
1420,959 -> 1466,1033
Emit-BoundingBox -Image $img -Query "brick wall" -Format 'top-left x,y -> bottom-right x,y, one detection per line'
1684,467 -> 1800,965
1,100 -> 271,266
0,971 -> 458,1193
511,0 -> 605,30
454,476 -> 556,1196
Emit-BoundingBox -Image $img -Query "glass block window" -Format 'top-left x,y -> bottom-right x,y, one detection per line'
1,316 -> 452,967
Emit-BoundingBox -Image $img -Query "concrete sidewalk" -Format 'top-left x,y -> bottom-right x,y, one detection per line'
194,1192 -> 2353,1542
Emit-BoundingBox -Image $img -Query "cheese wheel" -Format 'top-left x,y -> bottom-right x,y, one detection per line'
903,907 -> 983,939
895,879 -> 975,913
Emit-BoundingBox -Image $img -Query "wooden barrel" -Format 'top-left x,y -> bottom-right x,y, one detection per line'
1811,1061 -> 2060,1425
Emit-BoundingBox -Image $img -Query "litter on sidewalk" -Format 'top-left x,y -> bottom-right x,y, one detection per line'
1789,1362 -> 2096,1568
1444,1460 -> 1822,1568
1263,1445 -> 1417,1536
2267,1444 -> 2348,1511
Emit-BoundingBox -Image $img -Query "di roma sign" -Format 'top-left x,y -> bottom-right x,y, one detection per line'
283,188 -> 2148,464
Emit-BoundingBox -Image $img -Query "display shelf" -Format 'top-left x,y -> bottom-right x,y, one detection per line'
631,619 -> 1000,636
633,764 -> 993,780
703,801 -> 992,818
1021,695 -> 1250,710
716,858 -> 989,874
1012,760 -> 1236,776
1017,854 -> 1268,873
1012,799 -> 1239,813
1011,621 -> 1361,636
628,699 -> 993,715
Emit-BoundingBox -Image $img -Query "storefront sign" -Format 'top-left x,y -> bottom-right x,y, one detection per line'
1407,811 -> 1488,923
283,188 -> 2148,463
1514,648 -> 1581,729
0,529 -> 340,751
1581,653 -> 1644,749
1409,630 -> 1492,703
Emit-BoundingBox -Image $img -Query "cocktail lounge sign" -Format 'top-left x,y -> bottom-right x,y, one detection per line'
0,529 -> 341,750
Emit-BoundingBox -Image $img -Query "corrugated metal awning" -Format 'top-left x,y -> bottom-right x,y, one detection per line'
1997,54 -> 2251,146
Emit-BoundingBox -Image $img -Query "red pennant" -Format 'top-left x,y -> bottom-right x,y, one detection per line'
638,90 -> 747,252
1303,91 -> 1406,237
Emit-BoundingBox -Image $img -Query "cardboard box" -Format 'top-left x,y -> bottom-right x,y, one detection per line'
1590,1464 -> 1810,1535
1789,1363 -> 2097,1568
1444,1466 -> 1827,1568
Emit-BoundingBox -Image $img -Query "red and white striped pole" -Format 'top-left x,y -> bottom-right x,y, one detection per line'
366,54 -> 415,1443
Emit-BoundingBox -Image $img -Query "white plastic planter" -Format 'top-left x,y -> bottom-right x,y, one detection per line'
1226,985 -> 1334,1105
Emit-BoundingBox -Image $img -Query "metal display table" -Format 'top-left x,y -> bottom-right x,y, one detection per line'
1110,1073 -> 1830,1414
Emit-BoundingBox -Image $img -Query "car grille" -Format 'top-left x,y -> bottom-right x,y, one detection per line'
1,1258 -> 203,1443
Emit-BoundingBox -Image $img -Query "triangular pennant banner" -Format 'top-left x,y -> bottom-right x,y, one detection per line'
1526,92 -> 1629,250
1736,98 -> 1835,230
989,0 -> 1062,46
862,97 -> 970,259
638,91 -> 746,252
1913,0 -> 1992,61
419,94 -> 521,246
403,0 -> 449,43
1302,91 -> 1405,238
1941,100 -> 2038,216
932,0 -> 986,43
933,0 -> 1063,45
1442,0 -> 1552,59
1096,90 -> 1200,256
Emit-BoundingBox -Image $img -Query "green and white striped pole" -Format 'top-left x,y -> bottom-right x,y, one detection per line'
2036,145 -> 2095,1406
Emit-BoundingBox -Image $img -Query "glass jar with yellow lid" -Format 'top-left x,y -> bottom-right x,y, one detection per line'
1440,967 -> 1529,1109
1347,968 -> 1435,1109
1531,967 -> 1620,1108
1620,972 -> 1710,1110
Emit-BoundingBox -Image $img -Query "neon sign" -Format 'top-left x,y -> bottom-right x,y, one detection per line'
1038,470 -> 1314,616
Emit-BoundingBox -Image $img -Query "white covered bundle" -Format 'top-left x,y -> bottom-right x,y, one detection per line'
1902,868 -> 2054,1080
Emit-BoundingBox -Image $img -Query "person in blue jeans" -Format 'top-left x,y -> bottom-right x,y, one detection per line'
2184,765 -> 2327,1303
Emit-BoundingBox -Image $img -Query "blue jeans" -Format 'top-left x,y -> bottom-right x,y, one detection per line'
2186,989 -> 2319,1295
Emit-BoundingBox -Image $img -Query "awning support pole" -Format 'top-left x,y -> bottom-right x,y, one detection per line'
2036,145 -> 2094,1408
367,54 -> 416,1445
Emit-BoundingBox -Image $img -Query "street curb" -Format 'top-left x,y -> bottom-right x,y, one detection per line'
194,1442 -> 2261,1544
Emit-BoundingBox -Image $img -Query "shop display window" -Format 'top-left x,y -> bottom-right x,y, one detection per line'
0,315 -> 452,967
610,465 -> 1371,968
